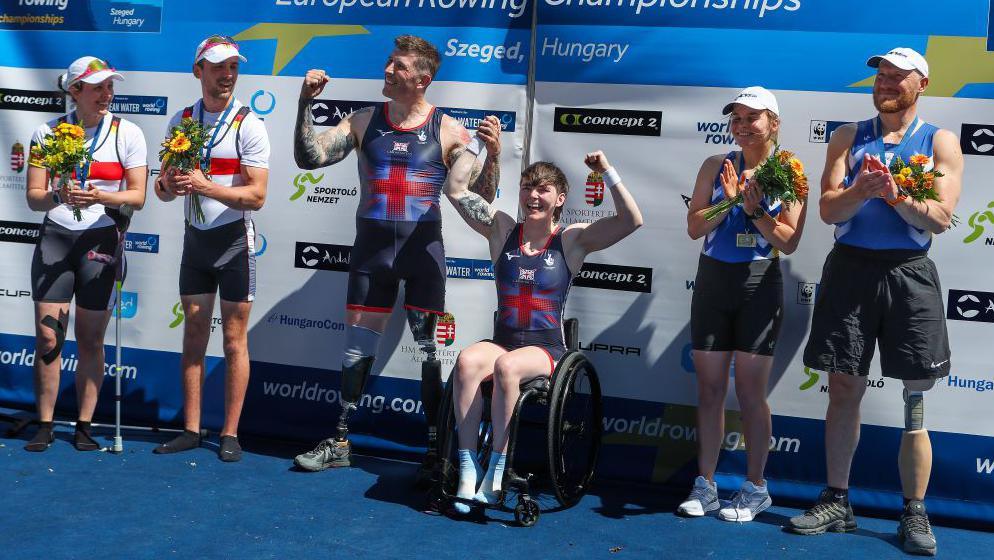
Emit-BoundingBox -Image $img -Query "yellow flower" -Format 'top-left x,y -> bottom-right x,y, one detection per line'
54,123 -> 84,140
169,135 -> 192,153
788,158 -> 804,174
899,167 -> 912,177
910,154 -> 930,166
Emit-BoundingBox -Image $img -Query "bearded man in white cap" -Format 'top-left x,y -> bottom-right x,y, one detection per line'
153,35 -> 271,462
789,47 -> 963,556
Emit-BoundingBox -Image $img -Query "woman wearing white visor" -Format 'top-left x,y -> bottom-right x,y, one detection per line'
24,56 -> 148,451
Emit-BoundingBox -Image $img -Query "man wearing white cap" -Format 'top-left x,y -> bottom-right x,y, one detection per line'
790,48 -> 963,555
24,56 -> 148,451
153,35 -> 270,462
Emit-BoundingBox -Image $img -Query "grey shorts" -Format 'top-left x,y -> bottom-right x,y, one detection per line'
180,219 -> 256,302
803,243 -> 951,380
31,218 -> 123,311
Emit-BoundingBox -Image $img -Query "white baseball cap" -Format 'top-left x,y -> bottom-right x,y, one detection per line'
722,86 -> 779,117
61,56 -> 123,89
195,35 -> 247,64
867,47 -> 929,78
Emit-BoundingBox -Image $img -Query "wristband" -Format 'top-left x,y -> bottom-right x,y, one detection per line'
466,136 -> 483,156
602,167 -> 622,188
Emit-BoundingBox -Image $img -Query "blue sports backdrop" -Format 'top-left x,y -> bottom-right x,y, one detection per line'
1,0 -> 992,525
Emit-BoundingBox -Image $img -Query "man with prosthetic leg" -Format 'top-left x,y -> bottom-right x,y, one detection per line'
291,35 -> 500,479
788,48 -> 963,556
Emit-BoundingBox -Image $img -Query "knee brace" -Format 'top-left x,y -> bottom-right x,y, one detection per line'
903,388 -> 924,431
406,309 -> 439,360
40,314 -> 66,365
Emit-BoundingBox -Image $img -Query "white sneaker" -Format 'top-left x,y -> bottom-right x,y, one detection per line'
719,481 -> 772,522
677,476 -> 719,517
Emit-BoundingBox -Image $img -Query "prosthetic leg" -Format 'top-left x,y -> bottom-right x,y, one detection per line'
407,309 -> 443,488
897,381 -> 937,556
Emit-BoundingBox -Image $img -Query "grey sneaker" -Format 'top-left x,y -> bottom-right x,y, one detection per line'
788,488 -> 857,535
677,476 -> 720,517
898,500 -> 936,556
294,438 -> 351,471
719,480 -> 772,522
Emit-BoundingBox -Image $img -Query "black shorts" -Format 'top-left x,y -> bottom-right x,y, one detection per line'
180,219 -> 256,302
31,218 -> 123,311
346,217 -> 445,314
803,243 -> 951,380
690,254 -> 783,356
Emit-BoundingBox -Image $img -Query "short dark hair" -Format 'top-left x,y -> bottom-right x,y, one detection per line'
394,35 -> 441,80
520,161 -> 569,222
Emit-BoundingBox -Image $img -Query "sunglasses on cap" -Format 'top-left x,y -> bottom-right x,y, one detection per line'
197,35 -> 240,59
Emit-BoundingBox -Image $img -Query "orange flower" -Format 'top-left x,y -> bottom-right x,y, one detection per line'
910,154 -> 930,166
777,150 -> 795,165
788,157 -> 805,175
923,172 -> 935,189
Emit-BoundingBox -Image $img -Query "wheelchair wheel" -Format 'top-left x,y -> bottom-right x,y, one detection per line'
436,378 -> 493,498
546,352 -> 602,508
514,496 -> 540,527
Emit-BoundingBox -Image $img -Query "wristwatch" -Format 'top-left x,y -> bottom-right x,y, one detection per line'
747,207 -> 766,221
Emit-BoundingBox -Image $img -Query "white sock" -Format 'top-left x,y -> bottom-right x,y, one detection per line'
474,451 -> 506,504
454,449 -> 479,514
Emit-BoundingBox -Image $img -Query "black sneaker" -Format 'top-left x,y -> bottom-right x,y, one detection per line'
218,435 -> 242,463
898,500 -> 936,556
24,423 -> 55,452
788,488 -> 857,535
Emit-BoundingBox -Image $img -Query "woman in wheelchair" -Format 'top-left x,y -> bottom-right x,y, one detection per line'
442,116 -> 643,514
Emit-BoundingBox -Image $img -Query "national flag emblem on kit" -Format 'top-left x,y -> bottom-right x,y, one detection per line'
11,142 -> 25,173
391,141 -> 409,154
435,312 -> 456,347
518,268 -> 536,282
585,171 -> 604,207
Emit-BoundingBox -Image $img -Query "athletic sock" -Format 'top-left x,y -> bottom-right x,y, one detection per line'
474,451 -> 506,505
153,429 -> 201,454
827,486 -> 849,504
24,421 -> 55,452
73,420 -> 100,451
453,449 -> 480,514
218,435 -> 242,462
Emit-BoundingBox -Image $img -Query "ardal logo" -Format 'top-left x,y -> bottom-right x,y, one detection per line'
963,200 -> 994,245
10,142 -> 25,173
290,172 -> 355,205
585,171 -> 604,207
947,289 -> 994,323
310,99 -> 377,126
391,141 -> 409,154
961,124 -> 994,156
435,312 -> 456,347
295,242 -> 351,272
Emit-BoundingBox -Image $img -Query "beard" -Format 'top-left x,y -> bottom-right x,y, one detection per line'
873,88 -> 918,113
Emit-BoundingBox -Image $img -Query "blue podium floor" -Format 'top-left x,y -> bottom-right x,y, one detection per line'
1,422 -> 991,559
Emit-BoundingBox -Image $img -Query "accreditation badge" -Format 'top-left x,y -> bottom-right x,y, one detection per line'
736,233 -> 758,248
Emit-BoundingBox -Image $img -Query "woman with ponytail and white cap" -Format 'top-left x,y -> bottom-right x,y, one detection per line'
681,86 -> 807,522
24,56 -> 148,452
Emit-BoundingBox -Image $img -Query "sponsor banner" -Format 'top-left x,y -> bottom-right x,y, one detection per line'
124,232 -> 159,254
961,123 -> 994,156
119,291 -> 138,319
10,141 -> 25,173
295,242 -> 351,272
108,95 -> 169,116
809,119 -> 850,143
554,106 -> 661,136
962,199 -> 994,245
537,0 -> 980,35
0,220 -> 40,244
289,171 -> 357,205
445,257 -> 494,280
573,263 -> 652,293
0,0 -> 164,32
0,88 -> 64,113
947,289 -> 994,323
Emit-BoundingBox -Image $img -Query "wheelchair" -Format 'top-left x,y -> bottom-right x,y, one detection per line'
430,318 -> 602,526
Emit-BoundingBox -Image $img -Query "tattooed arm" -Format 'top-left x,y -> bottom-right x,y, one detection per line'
294,69 -> 366,169
443,116 -> 513,238
443,114 -> 501,203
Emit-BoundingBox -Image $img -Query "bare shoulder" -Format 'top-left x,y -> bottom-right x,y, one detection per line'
441,113 -> 471,146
